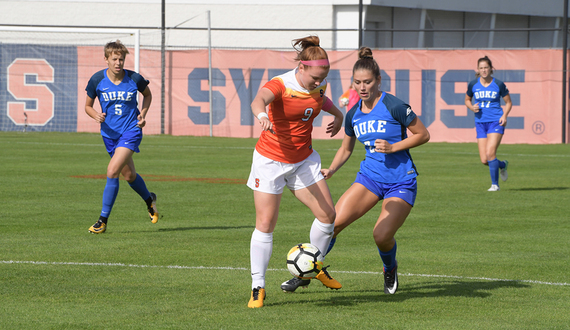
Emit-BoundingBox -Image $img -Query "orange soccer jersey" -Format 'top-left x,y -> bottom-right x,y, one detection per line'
255,69 -> 328,164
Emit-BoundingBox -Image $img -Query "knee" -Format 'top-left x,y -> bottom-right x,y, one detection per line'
123,172 -> 137,182
106,168 -> 121,179
373,230 -> 392,250
481,160 -> 488,166
323,209 -> 336,224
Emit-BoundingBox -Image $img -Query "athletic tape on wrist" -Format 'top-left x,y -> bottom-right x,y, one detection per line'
257,112 -> 269,120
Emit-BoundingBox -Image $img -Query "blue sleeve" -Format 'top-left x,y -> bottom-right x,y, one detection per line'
466,79 -> 476,97
126,70 -> 150,93
495,79 -> 509,97
85,70 -> 105,99
384,94 -> 417,127
344,107 -> 356,137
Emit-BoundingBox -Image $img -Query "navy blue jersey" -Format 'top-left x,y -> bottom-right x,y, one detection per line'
345,92 -> 418,183
466,77 -> 509,123
85,69 -> 149,139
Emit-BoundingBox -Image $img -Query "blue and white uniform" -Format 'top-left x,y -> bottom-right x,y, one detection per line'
85,69 -> 149,140
466,77 -> 509,124
345,92 -> 418,184
85,68 -> 152,220
466,76 -> 509,188
334,92 -> 419,275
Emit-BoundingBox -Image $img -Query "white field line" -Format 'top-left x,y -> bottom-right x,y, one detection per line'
10,141 -> 570,157
2,260 -> 568,287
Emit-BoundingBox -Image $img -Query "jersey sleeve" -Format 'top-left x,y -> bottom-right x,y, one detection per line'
384,94 -> 417,127
263,78 -> 285,102
496,79 -> 510,97
85,70 -> 104,99
344,107 -> 356,137
126,70 -> 150,93
390,103 -> 417,127
466,79 -> 476,97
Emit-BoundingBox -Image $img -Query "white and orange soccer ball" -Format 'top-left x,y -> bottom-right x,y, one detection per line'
286,243 -> 324,279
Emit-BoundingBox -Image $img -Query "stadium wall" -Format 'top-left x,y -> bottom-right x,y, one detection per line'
0,45 -> 565,144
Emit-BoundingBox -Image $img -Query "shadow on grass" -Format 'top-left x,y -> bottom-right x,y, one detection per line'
158,225 -> 254,232
510,187 -> 569,191
270,279 -> 530,307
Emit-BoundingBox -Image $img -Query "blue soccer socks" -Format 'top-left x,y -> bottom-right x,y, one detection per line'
488,158 -> 500,185
326,237 -> 337,255
379,241 -> 397,273
101,177 -> 119,218
128,173 -> 151,201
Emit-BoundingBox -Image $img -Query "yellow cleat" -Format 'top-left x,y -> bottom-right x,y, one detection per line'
315,266 -> 342,290
248,287 -> 266,308
148,192 -> 159,223
88,220 -> 106,234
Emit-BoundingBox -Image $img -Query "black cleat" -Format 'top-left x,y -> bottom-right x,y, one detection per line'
281,277 -> 311,293
383,265 -> 398,294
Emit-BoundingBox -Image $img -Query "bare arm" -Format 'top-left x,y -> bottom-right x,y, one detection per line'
323,102 -> 344,137
84,95 -> 106,123
137,86 -> 152,128
374,117 -> 430,154
499,94 -> 512,126
251,87 -> 275,133
321,134 -> 356,180
465,94 -> 480,113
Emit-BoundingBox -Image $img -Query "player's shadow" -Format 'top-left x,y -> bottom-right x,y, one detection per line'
157,225 -> 254,232
329,280 -> 530,306
509,187 -> 568,191
273,279 -> 530,307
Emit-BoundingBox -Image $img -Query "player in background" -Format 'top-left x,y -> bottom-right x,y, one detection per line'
465,56 -> 512,192
320,47 -> 430,295
85,40 -> 158,234
339,83 -> 360,111
247,35 -> 344,308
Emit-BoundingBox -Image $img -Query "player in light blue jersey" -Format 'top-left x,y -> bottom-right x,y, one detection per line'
465,56 -> 512,192
285,47 -> 430,295
84,40 -> 158,234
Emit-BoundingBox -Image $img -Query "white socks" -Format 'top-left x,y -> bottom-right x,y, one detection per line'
250,220 -> 333,289
250,229 -> 273,289
310,218 -> 335,258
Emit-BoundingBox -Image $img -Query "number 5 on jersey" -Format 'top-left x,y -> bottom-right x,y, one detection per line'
115,104 -> 122,115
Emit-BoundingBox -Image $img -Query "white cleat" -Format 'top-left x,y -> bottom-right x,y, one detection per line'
488,184 -> 500,192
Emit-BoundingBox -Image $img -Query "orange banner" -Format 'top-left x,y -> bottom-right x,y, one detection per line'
77,48 -> 567,144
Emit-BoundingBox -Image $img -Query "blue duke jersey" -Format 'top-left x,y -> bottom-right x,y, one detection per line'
466,77 -> 509,123
85,69 -> 149,139
345,92 -> 418,183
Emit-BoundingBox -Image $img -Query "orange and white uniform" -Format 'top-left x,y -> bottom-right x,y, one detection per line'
255,68 -> 328,164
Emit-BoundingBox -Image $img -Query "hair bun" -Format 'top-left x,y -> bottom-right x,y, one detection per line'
358,47 -> 374,60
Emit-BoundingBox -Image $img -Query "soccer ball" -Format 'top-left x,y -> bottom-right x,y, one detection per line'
286,243 -> 324,279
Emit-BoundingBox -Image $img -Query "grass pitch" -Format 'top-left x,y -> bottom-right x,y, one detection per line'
1,131 -> 569,329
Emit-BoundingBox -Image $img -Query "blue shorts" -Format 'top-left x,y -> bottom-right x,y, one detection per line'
476,121 -> 505,139
354,172 -> 417,206
102,129 -> 142,157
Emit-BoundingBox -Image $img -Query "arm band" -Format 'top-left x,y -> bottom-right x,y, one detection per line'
322,97 -> 333,112
257,112 -> 269,120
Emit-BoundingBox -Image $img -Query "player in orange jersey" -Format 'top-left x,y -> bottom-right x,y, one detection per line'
246,36 -> 344,308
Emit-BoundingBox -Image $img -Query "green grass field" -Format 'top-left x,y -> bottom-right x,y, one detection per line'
1,131 -> 569,329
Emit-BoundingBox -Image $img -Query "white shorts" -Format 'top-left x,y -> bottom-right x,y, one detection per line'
247,149 -> 324,194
